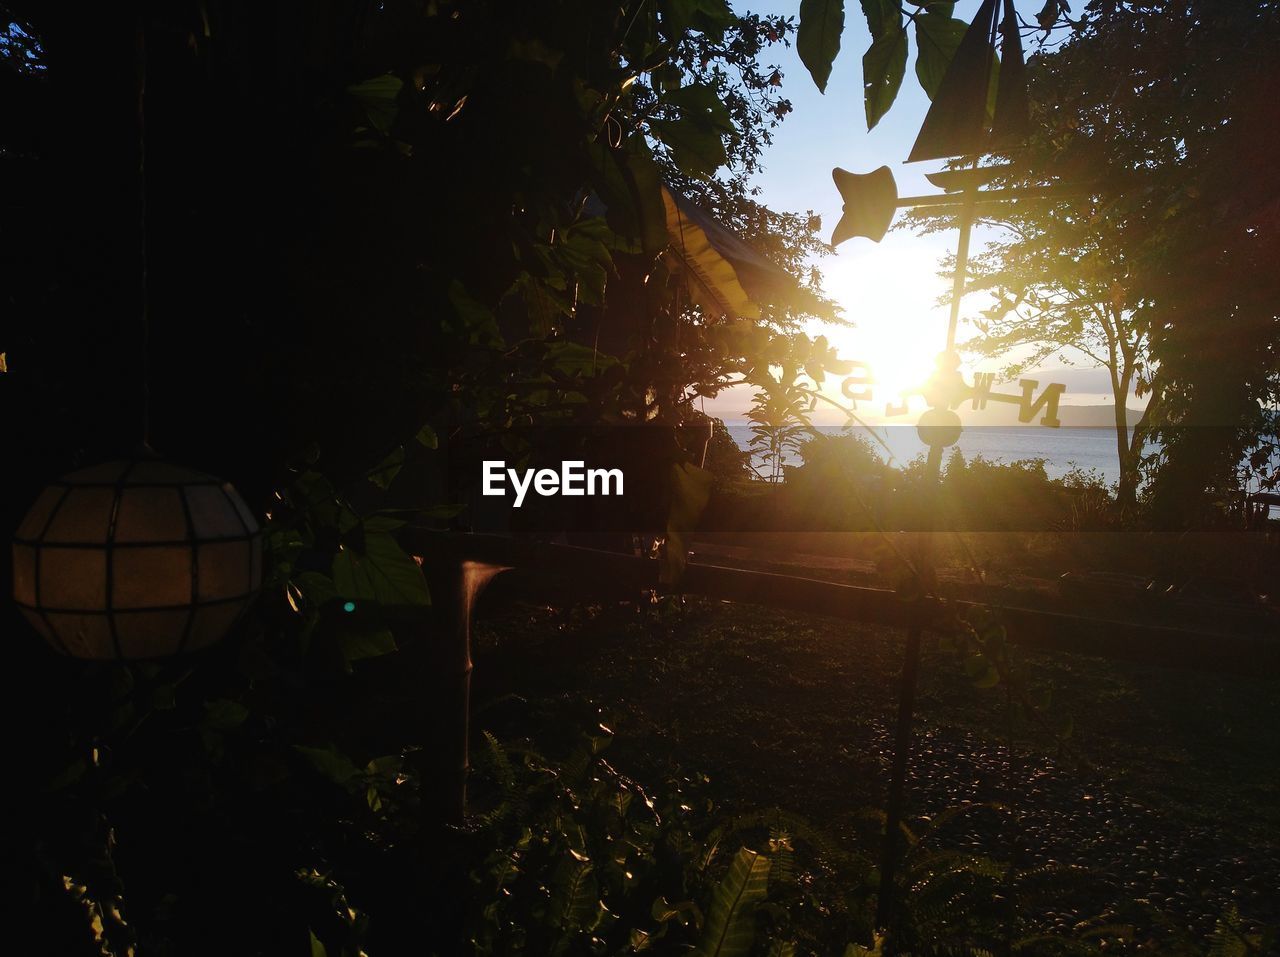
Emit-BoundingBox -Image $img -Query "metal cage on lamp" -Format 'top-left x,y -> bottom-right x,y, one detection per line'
12,455 -> 262,659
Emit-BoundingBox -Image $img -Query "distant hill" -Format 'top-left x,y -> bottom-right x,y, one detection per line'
957,402 -> 1141,428
1027,366 -> 1152,397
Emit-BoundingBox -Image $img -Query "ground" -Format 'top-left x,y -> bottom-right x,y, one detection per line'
471,586 -> 1280,948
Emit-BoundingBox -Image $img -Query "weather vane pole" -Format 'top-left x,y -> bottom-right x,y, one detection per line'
827,0 -> 1072,929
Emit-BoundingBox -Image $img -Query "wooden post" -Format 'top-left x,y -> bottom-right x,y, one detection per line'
413,557 -> 508,825
875,183 -> 976,930
875,446 -> 942,928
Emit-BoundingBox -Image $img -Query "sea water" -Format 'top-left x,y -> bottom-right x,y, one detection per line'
726,424 -> 1141,487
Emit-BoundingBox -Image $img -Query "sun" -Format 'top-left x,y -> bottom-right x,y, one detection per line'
859,336 -> 936,404
807,237 -> 959,418
817,321 -> 938,416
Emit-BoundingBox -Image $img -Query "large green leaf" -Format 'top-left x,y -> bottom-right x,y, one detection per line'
859,0 -> 900,38
447,281 -> 501,347
862,25 -> 907,129
331,531 -> 430,606
626,139 -> 670,253
545,340 -> 617,376
557,218 -> 616,307
695,847 -> 772,957
588,138 -> 668,254
652,82 -> 733,176
662,0 -> 734,40
294,745 -> 361,786
914,12 -> 969,100
646,116 -> 724,174
367,446 -> 405,490
203,698 -> 249,731
339,629 -> 398,662
665,82 -> 734,134
415,423 -> 438,448
347,74 -> 402,134
797,0 -> 844,94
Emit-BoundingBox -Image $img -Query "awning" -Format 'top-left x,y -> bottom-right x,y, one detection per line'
662,186 -> 819,321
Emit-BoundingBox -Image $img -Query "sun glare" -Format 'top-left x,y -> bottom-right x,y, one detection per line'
813,241 -> 955,419
854,329 -> 937,403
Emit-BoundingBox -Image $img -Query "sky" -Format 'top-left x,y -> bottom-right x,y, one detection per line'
703,1 -> 1128,423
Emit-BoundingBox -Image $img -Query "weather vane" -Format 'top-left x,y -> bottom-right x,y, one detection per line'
831,0 -> 1071,450
825,0 -> 1076,928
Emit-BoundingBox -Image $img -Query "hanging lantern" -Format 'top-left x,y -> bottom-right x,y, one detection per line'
12,455 -> 262,659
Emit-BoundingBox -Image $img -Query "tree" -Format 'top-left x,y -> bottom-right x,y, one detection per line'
905,0 -> 1280,518
1116,0 -> 1280,519
903,171 -> 1164,509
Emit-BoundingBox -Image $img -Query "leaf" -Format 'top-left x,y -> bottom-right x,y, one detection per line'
1036,0 -> 1068,32
652,82 -> 732,176
293,570 -> 337,606
347,74 -> 402,134
362,515 -> 406,533
340,629 -> 398,662
546,340 -> 615,376
664,83 -> 734,133
662,0 -> 734,39
368,446 -> 405,490
294,745 -> 361,786
797,0 -> 844,93
914,13 -> 969,100
651,117 -> 727,177
331,531 -> 431,606
652,896 -> 702,927
549,855 -> 599,936
309,929 -> 328,957
415,424 -> 438,449
515,273 -> 567,336
589,137 -> 668,254
203,698 -> 249,731
557,217 -> 617,307
695,847 -> 772,957
448,281 -> 501,347
862,25 -> 907,129
845,932 -> 889,956
860,0 -> 900,38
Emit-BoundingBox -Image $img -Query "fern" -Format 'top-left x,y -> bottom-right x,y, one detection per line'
768,829 -> 797,892
1207,906 -> 1257,957
726,807 -> 864,871
482,731 -> 516,792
